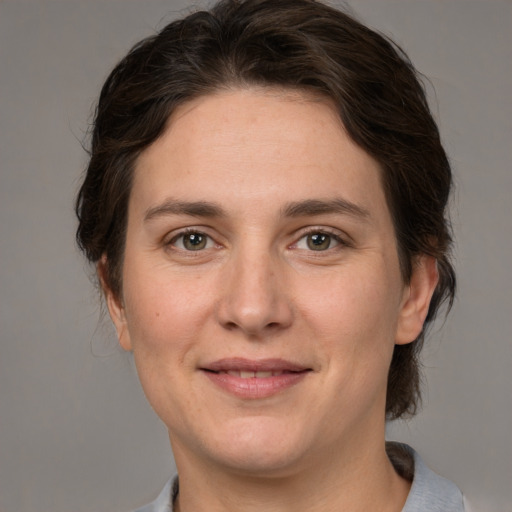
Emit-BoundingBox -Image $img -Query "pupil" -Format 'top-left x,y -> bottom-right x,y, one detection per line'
308,233 -> 330,250
189,234 -> 202,245
185,233 -> 206,250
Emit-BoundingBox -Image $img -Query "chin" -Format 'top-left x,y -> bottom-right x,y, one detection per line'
193,416 -> 314,477
212,445 -> 306,478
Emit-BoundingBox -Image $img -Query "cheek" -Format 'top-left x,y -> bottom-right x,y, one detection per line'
120,269 -> 214,423
121,264 -> 214,356
298,264 -> 402,344
294,259 -> 403,406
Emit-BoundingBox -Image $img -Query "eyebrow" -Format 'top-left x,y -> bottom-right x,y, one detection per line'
144,200 -> 226,222
144,197 -> 370,222
281,198 -> 370,221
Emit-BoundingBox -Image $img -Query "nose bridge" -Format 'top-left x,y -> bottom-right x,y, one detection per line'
216,237 -> 292,336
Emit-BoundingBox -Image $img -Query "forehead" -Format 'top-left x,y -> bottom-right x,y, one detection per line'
132,88 -> 389,224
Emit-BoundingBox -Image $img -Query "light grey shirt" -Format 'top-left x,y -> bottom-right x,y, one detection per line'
134,444 -> 465,512
402,445 -> 465,511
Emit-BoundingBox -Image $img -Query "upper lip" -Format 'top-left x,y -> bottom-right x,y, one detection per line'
202,358 -> 310,373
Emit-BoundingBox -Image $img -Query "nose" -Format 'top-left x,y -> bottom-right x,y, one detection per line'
215,247 -> 294,338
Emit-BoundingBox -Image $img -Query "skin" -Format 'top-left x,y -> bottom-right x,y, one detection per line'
104,88 -> 438,512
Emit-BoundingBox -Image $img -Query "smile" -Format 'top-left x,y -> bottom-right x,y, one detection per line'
222,370 -> 289,378
201,358 -> 311,399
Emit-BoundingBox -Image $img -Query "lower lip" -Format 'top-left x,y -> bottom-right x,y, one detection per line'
202,371 -> 309,399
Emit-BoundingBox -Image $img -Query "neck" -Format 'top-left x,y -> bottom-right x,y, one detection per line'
171,432 -> 410,512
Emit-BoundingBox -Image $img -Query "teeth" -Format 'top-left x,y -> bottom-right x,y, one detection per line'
255,371 -> 273,378
225,370 -> 284,378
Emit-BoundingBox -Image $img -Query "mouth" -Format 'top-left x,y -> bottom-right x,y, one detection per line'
200,358 -> 311,399
218,370 -> 295,378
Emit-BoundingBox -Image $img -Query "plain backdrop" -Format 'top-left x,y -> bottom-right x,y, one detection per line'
1,1 -> 511,511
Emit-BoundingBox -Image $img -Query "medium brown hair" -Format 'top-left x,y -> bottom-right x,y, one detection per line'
76,0 -> 456,419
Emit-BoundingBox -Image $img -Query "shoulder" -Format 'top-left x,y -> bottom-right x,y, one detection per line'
132,478 -> 175,512
394,443 -> 465,512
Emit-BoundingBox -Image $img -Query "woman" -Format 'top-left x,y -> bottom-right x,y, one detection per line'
76,1 -> 464,510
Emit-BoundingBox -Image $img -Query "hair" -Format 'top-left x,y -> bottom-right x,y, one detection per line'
76,0 -> 455,420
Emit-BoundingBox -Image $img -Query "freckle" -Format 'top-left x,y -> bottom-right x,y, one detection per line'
155,312 -> 160,317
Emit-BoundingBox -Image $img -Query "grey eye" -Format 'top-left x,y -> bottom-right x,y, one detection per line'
173,232 -> 213,251
294,231 -> 341,251
306,233 -> 333,251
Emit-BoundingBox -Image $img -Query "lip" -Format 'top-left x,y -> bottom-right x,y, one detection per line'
200,358 -> 311,399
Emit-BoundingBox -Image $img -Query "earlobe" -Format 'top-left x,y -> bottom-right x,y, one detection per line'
395,255 -> 439,345
97,258 -> 133,352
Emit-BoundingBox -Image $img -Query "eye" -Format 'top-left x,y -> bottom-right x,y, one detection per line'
170,231 -> 214,251
295,231 -> 341,251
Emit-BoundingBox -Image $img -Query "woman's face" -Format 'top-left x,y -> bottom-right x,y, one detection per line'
107,89 -> 435,476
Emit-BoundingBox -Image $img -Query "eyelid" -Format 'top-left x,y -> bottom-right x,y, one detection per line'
290,226 -> 352,250
162,225 -> 351,251
165,227 -> 220,250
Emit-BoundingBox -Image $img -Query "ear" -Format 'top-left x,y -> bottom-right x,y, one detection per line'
97,256 -> 133,352
395,255 -> 439,345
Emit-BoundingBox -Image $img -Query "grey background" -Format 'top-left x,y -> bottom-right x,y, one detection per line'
1,1 -> 510,511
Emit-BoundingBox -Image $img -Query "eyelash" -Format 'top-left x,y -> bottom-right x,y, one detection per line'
291,228 -> 350,252
166,228 -> 216,252
165,227 -> 350,253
